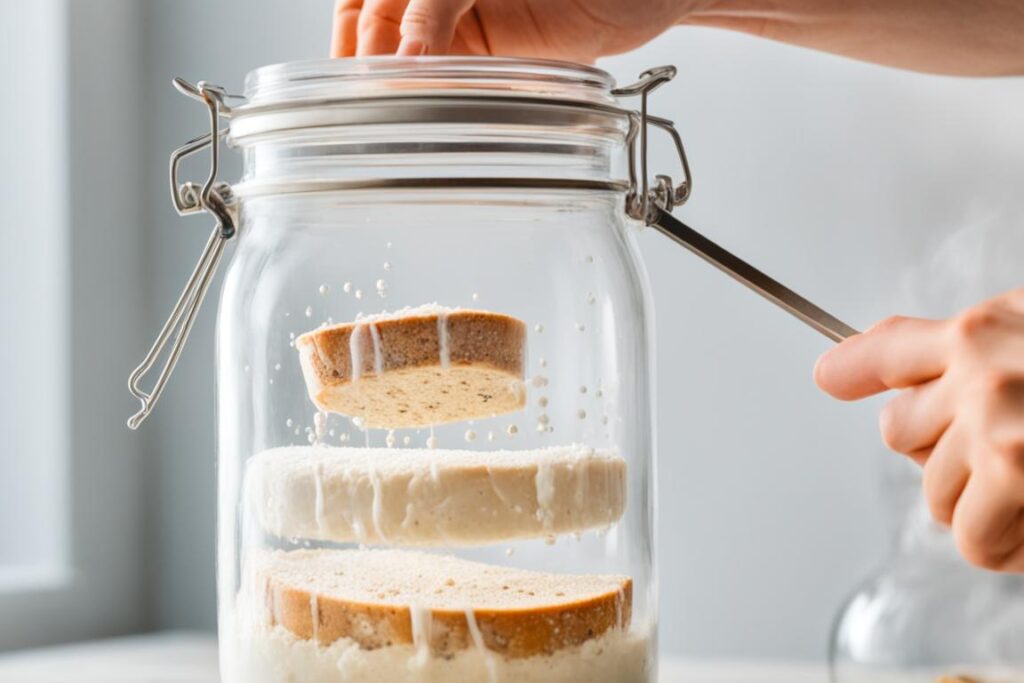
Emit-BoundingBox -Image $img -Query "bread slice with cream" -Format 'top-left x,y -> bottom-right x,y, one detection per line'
296,305 -> 526,428
245,444 -> 627,546
252,548 -> 632,659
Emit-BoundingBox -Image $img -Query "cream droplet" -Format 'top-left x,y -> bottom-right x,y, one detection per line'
505,548 -> 515,557
304,306 -> 313,318
274,363 -> 281,371
577,409 -> 587,419
579,385 -> 587,394
285,418 -> 294,428
343,282 -> 353,293
586,292 -> 596,305
464,429 -> 476,442
471,292 -> 479,301
426,435 -> 438,449
383,261 -> 391,271
339,432 -> 351,442
506,424 -> 518,436
402,435 -> 411,446
538,357 -> 547,368
486,431 -> 495,442
354,289 -> 363,299
318,284 -> 329,295
537,414 -> 550,425
538,396 -> 548,408
534,323 -> 544,333
386,430 -> 396,448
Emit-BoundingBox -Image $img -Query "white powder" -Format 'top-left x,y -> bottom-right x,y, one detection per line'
226,611 -> 652,683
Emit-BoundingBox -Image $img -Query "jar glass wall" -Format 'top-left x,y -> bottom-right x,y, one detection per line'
214,58 -> 658,683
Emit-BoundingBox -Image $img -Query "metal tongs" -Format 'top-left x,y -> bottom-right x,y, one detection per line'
615,66 -> 858,343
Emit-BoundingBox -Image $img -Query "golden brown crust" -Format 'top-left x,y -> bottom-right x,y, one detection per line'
296,309 -> 526,427
267,576 -> 632,659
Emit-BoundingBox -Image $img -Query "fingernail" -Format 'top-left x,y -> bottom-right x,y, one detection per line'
397,38 -> 428,56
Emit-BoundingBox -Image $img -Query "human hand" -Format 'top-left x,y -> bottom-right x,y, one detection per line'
815,290 -> 1024,572
331,0 -> 696,62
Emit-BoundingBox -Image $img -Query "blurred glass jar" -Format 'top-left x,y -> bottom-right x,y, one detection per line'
155,58 -> 670,683
831,492 -> 1024,683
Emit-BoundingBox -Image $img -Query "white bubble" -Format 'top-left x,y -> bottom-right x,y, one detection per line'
289,332 -> 295,340
318,284 -> 329,295
352,416 -> 365,429
487,431 -> 495,442
286,418 -> 293,428
586,292 -> 596,305
328,429 -> 336,437
343,282 -> 353,293
464,429 -> 477,442
402,435 -> 411,446
505,547 -> 515,557
376,279 -> 386,290
304,306 -> 313,318
340,432 -> 351,442
294,427 -> 301,436
383,261 -> 392,271
538,357 -> 547,368
243,364 -> 250,373
268,378 -> 274,385
534,323 -> 544,333
274,363 -> 281,371
471,292 -> 479,301
306,432 -> 316,444
386,430 -> 396,448
426,435 -> 438,449
386,241 -> 393,249
354,289 -> 363,299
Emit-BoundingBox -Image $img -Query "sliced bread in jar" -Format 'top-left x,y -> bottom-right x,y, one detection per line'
245,444 -> 627,546
252,548 -> 632,659
296,305 -> 526,428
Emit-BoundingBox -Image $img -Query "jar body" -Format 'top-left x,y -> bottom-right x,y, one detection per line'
215,186 -> 658,682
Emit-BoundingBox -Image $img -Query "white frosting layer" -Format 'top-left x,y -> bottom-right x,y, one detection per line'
224,616 -> 653,683
245,444 -> 627,546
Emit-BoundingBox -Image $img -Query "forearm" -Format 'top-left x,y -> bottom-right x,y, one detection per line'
685,0 -> 1024,76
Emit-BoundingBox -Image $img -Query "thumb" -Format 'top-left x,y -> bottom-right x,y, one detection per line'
397,0 -> 476,55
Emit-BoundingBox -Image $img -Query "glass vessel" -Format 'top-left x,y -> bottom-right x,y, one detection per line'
831,494 -> 1024,683
203,58 -> 658,683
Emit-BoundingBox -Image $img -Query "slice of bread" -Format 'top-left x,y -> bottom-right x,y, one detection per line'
296,305 -> 526,428
252,548 -> 632,659
246,445 -> 627,546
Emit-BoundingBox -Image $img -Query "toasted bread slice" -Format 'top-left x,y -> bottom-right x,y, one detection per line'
296,305 -> 526,428
254,548 -> 632,659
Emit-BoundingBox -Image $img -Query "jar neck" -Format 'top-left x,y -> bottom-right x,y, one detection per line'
236,126 -> 626,190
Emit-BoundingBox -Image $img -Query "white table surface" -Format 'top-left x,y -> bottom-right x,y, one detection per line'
0,632 -> 828,682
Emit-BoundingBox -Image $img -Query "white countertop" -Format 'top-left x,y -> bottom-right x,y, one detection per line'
0,632 -> 828,682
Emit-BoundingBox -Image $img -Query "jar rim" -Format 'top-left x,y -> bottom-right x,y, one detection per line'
242,56 -> 618,107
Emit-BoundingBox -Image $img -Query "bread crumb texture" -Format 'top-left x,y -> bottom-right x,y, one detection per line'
297,306 -> 526,428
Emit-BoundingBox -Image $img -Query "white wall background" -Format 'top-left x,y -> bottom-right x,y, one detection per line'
127,0 -> 1024,662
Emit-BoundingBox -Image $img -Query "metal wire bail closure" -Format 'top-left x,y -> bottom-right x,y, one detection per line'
126,79 -> 239,429
613,66 -> 693,222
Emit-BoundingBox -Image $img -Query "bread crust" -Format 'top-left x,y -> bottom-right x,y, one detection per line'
297,309 -> 526,428
256,549 -> 632,659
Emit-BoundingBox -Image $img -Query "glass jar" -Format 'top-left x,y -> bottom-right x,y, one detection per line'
130,57 -> 682,683
830,495 -> 1024,683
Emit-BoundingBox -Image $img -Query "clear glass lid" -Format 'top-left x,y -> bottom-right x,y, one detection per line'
241,56 -> 619,106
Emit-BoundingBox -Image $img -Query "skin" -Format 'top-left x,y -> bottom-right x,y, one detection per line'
330,0 -> 1024,571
